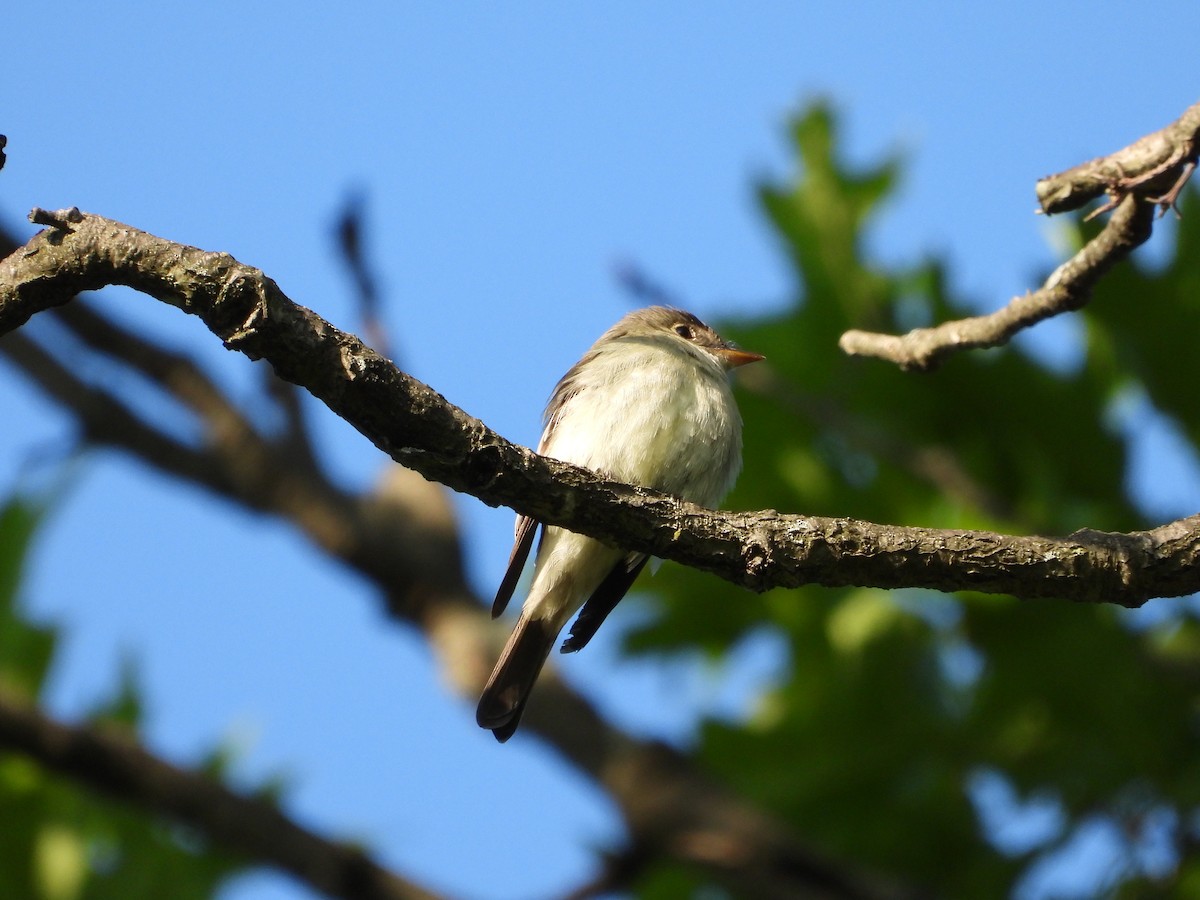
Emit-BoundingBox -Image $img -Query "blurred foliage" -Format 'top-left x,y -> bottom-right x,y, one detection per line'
0,496 -> 251,900
630,102 -> 1200,898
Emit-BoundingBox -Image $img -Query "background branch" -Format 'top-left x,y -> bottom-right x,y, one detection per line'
838,192 -> 1154,370
837,100 -> 1198,371
0,689 -> 441,900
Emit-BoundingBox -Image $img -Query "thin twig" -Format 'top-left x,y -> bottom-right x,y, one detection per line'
53,300 -> 252,438
839,194 -> 1154,370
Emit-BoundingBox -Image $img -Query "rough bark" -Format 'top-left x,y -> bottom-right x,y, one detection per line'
3,208 -> 1198,608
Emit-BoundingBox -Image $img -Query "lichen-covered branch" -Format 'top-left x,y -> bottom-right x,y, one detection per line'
0,689 -> 441,900
838,100 -> 1199,371
3,209 -> 1198,609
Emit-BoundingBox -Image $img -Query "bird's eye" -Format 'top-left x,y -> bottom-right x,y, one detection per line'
674,324 -> 694,340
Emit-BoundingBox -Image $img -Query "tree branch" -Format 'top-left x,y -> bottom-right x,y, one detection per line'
1,209 -> 1197,610
838,100 -> 1199,371
1,227 -> 921,899
0,689 -> 441,900
3,209 -> 1197,608
1035,100 -> 1200,216
838,191 -> 1154,370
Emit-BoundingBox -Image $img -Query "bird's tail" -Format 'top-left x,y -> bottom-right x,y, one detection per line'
476,610 -> 558,743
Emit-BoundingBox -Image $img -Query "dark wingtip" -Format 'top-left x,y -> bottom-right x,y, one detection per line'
560,635 -> 581,654
561,555 -> 649,654
558,624 -> 592,653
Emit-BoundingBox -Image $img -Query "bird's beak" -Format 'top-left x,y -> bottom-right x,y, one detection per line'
715,346 -> 765,369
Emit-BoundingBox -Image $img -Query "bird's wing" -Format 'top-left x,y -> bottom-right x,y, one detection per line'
560,552 -> 649,653
488,359 -> 587,621
491,515 -> 539,618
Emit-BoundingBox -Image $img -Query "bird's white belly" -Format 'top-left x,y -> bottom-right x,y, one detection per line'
544,355 -> 740,506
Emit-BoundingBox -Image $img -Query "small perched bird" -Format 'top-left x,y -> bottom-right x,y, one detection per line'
477,306 -> 763,742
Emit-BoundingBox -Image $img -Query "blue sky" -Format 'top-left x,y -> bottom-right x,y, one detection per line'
3,5 -> 1199,899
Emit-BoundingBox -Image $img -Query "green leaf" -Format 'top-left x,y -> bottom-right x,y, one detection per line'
0,497 -> 58,699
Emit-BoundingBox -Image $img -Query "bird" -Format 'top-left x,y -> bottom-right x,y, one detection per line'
476,306 -> 763,742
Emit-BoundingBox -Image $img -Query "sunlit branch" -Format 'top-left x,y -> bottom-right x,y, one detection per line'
2,209 -> 1198,608
838,100 -> 1199,371
1035,100 -> 1200,216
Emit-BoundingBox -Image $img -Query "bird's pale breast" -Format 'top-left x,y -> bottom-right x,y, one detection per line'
542,343 -> 742,508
